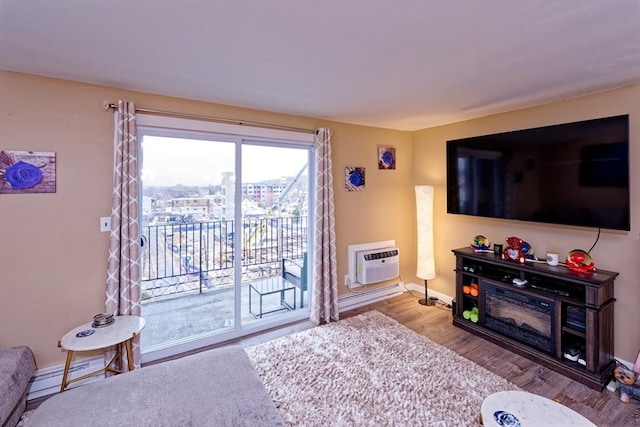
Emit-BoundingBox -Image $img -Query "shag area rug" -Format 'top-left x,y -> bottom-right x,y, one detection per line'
246,310 -> 521,426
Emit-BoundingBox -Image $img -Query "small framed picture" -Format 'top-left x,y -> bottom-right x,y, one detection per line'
378,146 -> 396,169
345,167 -> 365,192
0,150 -> 56,194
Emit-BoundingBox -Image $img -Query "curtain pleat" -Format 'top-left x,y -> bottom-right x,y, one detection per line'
105,100 -> 141,369
310,128 -> 339,324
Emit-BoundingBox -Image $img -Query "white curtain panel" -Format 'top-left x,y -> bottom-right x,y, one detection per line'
311,128 -> 339,324
105,100 -> 142,369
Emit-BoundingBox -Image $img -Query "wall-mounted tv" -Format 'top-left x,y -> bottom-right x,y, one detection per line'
446,115 -> 630,231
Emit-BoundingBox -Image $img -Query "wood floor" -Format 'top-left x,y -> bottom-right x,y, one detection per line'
29,292 -> 640,425
341,292 -> 640,427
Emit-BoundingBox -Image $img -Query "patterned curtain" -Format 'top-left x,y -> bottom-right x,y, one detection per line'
310,128 -> 339,324
105,100 -> 141,368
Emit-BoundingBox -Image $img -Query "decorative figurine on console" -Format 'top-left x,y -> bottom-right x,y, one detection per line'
566,249 -> 596,273
521,241 -> 536,261
502,236 -> 527,264
614,350 -> 640,403
470,235 -> 491,252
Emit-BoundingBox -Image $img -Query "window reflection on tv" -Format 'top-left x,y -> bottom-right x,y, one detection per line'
579,142 -> 628,187
446,115 -> 630,231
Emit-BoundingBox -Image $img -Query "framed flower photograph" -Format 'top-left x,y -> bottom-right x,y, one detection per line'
345,166 -> 365,192
0,150 -> 56,194
378,146 -> 396,169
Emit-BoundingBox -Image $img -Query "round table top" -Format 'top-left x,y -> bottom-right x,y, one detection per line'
60,315 -> 146,351
481,391 -> 595,427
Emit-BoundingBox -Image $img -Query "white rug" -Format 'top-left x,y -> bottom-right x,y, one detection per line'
246,310 -> 521,426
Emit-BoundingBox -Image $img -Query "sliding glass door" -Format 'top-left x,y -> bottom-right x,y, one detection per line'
241,143 -> 311,317
137,125 -> 312,361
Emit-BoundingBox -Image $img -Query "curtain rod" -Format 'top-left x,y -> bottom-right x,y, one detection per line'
103,101 -> 316,134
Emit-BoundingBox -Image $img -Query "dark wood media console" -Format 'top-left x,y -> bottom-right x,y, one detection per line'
452,247 -> 617,390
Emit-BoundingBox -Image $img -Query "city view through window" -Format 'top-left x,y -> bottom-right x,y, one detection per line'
139,135 -> 312,352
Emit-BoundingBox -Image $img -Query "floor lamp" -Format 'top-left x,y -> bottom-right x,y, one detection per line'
415,185 -> 436,306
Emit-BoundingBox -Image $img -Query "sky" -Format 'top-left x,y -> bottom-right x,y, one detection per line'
141,136 -> 309,186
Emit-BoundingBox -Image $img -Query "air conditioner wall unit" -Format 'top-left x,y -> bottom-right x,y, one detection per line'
356,247 -> 400,285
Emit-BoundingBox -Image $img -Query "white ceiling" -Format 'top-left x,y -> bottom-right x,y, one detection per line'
1,0 -> 639,131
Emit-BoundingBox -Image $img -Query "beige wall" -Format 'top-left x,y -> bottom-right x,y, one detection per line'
0,71 -> 413,368
411,85 -> 640,362
0,71 -> 637,369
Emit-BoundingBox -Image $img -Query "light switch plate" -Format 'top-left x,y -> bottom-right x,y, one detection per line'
100,217 -> 111,232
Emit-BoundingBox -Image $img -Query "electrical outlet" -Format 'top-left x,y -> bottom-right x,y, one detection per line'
344,275 -> 350,287
100,217 -> 111,232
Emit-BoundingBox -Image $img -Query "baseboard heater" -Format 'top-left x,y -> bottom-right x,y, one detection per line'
27,356 -> 105,400
338,282 -> 403,311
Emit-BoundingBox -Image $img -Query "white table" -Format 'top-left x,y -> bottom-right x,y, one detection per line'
58,315 -> 146,392
481,391 -> 595,426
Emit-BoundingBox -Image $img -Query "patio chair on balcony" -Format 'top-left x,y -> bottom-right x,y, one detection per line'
282,252 -> 308,308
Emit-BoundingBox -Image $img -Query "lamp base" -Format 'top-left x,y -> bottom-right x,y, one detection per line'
418,297 -> 436,306
418,279 -> 436,306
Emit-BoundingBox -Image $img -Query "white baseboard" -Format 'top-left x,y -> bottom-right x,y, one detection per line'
616,357 -> 635,370
27,356 -> 105,400
405,282 -> 454,305
338,282 -> 403,311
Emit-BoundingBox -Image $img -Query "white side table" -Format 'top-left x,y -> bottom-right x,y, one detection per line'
58,315 -> 146,392
481,391 -> 595,426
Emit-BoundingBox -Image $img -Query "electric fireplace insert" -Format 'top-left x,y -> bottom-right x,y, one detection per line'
481,281 -> 555,355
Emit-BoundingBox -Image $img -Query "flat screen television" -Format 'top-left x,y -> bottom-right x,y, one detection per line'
446,115 -> 630,231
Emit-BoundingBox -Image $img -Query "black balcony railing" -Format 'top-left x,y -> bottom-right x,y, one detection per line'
140,216 -> 307,301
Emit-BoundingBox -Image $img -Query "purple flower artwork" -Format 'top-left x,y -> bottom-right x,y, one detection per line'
378,146 -> 396,169
345,166 -> 365,192
5,161 -> 43,189
0,150 -> 56,194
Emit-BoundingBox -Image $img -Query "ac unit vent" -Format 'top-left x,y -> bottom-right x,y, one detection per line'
356,247 -> 400,285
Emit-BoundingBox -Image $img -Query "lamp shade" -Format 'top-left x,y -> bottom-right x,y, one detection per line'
415,185 -> 436,280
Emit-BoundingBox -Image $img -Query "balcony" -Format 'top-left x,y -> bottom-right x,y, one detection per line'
140,216 -> 308,350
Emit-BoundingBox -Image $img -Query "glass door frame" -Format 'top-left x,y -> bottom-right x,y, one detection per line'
136,114 -> 314,364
